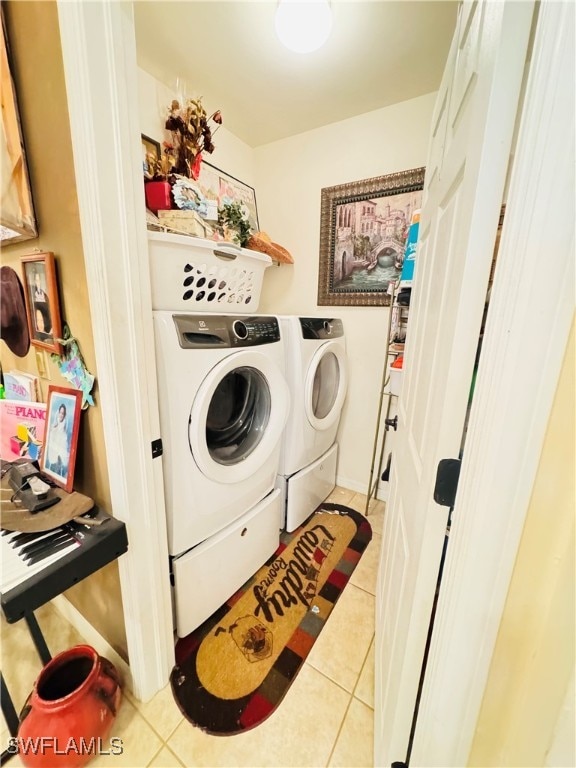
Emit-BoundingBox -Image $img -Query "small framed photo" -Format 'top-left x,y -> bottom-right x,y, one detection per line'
142,134 -> 161,179
40,386 -> 82,492
196,160 -> 259,235
20,252 -> 63,354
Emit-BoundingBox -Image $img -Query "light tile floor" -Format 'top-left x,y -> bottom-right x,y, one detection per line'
1,489 -> 384,768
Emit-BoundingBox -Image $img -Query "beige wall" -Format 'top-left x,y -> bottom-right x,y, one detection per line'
0,2 -> 127,660
254,93 -> 436,491
469,319 -> 575,766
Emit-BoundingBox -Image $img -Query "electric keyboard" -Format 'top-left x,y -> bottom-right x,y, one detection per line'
1,508 -> 128,623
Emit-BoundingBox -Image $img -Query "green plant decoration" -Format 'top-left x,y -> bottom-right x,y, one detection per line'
218,202 -> 252,247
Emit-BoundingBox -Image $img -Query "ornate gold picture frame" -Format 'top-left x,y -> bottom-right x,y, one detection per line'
318,167 -> 425,306
1,11 -> 37,245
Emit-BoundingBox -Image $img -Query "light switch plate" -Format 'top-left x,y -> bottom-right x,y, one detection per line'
35,349 -> 50,380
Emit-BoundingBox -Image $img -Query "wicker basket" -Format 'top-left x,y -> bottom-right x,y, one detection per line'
148,232 -> 272,312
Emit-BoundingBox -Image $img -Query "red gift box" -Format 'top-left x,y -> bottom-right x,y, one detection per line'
145,181 -> 172,214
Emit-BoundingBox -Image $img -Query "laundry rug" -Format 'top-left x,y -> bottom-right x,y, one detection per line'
170,503 -> 372,735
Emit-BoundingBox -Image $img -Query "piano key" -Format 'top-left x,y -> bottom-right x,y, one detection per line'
2,528 -> 59,553
7,532 -> 40,547
26,538 -> 78,565
2,531 -> 51,566
1,528 -> 67,564
20,532 -> 73,559
1,509 -> 128,624
1,538 -> 79,593
5,528 -> 60,544
22,537 -> 74,563
9,530 -> 63,547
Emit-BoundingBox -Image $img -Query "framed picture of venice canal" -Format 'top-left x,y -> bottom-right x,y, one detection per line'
317,167 -> 425,307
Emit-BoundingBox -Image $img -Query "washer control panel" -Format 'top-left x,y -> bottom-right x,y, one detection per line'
174,314 -> 281,348
299,317 -> 344,340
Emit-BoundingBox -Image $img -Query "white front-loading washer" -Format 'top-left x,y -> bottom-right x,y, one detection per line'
153,312 -> 290,635
276,316 -> 348,531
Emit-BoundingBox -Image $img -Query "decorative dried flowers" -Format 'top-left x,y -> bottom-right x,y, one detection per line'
165,98 -> 222,180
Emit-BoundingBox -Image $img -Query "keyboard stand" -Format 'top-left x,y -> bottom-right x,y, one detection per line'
1,675 -> 19,765
1,613 -> 52,765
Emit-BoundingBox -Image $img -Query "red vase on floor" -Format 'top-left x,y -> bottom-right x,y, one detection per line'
17,645 -> 122,768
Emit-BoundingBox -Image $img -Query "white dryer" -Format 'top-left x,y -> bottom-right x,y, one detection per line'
277,316 -> 348,531
153,312 -> 290,636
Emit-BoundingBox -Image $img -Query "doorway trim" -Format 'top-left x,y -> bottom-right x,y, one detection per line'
57,1 -> 174,701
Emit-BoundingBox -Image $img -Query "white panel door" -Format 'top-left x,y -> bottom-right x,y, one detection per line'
374,1 -> 534,764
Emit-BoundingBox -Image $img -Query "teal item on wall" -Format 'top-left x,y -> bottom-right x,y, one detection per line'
400,209 -> 421,286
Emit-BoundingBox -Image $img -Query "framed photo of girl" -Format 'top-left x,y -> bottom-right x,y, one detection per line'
40,386 -> 82,492
20,252 -> 62,354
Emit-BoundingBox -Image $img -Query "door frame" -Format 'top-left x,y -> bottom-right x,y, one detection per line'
57,7 -> 574,753
57,1 -> 174,701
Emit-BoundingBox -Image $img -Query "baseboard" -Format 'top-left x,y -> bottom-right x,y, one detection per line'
51,595 -> 133,693
335,475 -> 368,495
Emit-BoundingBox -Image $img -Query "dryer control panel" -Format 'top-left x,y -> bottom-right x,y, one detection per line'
299,317 -> 344,340
173,314 -> 281,348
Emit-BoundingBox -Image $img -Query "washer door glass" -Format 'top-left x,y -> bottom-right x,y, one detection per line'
189,350 -> 290,484
311,352 -> 340,420
206,367 -> 271,465
305,341 -> 348,431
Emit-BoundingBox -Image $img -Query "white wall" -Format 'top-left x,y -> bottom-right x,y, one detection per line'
254,93 -> 436,492
137,67 -> 436,494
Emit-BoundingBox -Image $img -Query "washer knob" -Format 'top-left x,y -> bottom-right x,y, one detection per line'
233,320 -> 248,339
323,320 -> 332,334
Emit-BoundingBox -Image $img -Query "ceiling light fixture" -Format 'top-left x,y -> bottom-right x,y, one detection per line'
275,0 -> 333,54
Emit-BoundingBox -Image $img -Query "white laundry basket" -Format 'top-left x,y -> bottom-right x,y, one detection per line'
148,231 -> 272,312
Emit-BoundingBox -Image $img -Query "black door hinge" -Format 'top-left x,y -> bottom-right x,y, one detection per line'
151,438 -> 163,459
433,458 -> 461,508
